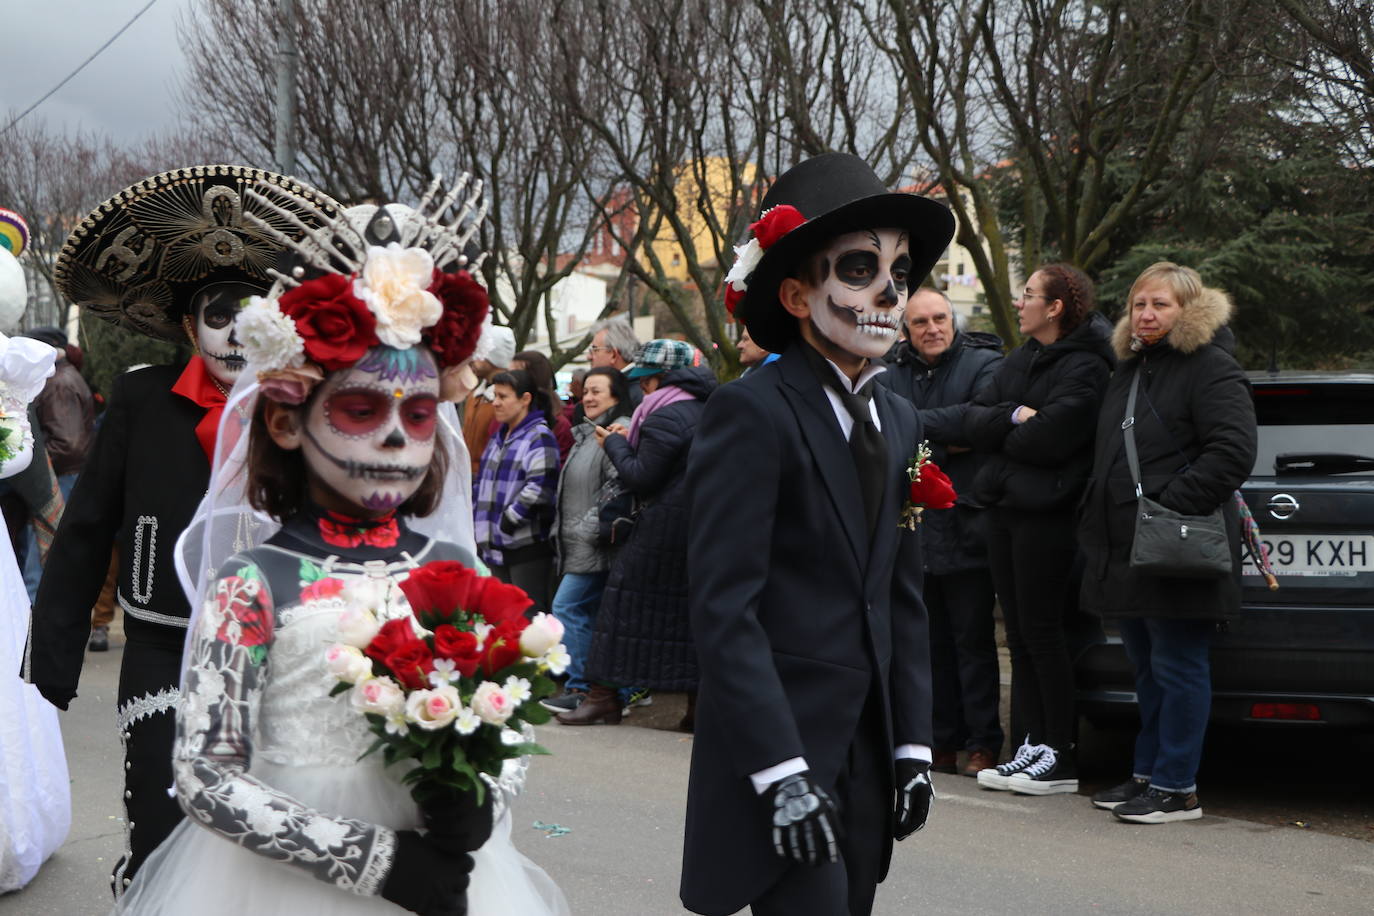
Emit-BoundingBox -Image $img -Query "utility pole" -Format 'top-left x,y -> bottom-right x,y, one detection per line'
273,0 -> 298,176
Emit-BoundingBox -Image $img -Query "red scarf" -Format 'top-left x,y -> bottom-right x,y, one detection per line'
170,356 -> 227,464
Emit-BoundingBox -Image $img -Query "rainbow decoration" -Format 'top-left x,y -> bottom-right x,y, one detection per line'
0,209 -> 29,258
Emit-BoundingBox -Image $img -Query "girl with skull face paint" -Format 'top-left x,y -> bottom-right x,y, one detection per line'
113,190 -> 570,916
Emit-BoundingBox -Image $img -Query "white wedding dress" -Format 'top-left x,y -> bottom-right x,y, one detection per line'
0,333 -> 69,894
114,538 -> 569,915
0,531 -> 72,893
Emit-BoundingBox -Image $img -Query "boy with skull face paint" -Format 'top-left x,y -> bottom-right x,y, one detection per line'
682,154 -> 955,916
24,167 -> 341,894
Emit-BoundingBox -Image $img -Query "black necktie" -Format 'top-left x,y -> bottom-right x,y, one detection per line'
803,345 -> 887,535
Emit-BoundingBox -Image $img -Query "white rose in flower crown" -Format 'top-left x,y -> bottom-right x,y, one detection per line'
519,612 -> 564,658
325,644 -> 374,683
470,681 -> 514,725
237,296 -> 306,371
335,606 -> 382,649
356,243 -> 442,349
350,676 -> 405,718
405,684 -> 462,731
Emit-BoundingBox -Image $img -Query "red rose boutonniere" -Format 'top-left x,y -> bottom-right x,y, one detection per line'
901,441 -> 957,530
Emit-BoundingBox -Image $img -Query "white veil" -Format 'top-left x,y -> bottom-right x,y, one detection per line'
173,373 -> 475,685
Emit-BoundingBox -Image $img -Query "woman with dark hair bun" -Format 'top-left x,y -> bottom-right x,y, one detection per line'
962,262 -> 1115,795
511,350 -> 573,465
473,369 -> 559,611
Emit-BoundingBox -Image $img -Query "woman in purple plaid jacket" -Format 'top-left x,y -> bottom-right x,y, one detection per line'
473,369 -> 560,611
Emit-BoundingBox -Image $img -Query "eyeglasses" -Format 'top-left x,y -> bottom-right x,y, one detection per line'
587,344 -> 613,353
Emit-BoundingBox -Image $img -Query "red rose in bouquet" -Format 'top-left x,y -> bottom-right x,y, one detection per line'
278,274 -> 379,370
433,625 -> 483,677
364,617 -> 423,665
425,269 -> 489,369
480,619 -> 526,676
399,560 -> 532,628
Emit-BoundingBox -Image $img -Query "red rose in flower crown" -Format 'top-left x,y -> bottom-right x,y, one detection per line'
424,269 -> 489,369
722,204 -> 808,315
277,273 -> 380,370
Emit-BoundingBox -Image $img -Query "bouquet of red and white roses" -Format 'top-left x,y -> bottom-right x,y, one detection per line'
324,560 -> 568,805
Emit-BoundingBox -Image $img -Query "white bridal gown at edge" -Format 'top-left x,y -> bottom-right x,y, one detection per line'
113,543 -> 570,916
0,532 -> 71,893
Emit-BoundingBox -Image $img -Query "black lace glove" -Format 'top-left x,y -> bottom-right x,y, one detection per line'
767,772 -> 841,867
421,790 -> 495,857
381,830 -> 474,916
894,758 -> 934,840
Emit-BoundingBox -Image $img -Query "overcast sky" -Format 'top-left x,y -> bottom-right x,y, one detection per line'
1,0 -> 194,142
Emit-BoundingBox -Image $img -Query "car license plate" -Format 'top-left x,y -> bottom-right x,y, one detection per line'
1243,534 -> 1374,577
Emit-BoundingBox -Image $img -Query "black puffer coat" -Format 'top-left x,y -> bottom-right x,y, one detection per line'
880,330 -> 1003,573
588,364 -> 718,689
1079,292 -> 1257,620
964,312 -> 1115,512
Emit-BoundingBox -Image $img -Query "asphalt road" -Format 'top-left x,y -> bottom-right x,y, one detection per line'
3,640 -> 1372,915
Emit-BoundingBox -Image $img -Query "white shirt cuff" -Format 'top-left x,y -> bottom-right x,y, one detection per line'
750,757 -> 809,795
895,744 -> 933,763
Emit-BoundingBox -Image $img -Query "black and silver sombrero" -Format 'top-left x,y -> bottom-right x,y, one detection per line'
53,165 -> 341,341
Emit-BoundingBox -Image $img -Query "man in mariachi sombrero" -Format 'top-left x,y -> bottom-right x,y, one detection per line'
23,166 -> 339,894
681,153 -> 955,916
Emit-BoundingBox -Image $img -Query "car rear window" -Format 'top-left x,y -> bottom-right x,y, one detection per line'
1251,383 -> 1374,476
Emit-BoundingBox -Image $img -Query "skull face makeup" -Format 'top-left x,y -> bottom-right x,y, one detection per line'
803,229 -> 912,360
192,281 -> 259,388
300,345 -> 441,514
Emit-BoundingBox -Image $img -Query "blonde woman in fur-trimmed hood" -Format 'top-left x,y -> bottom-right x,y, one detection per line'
1078,261 -> 1258,825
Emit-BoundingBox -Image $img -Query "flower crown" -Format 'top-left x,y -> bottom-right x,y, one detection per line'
235,175 -> 492,404
722,204 -> 807,315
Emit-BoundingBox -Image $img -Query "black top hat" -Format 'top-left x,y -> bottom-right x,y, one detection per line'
732,153 -> 955,353
53,166 -> 341,342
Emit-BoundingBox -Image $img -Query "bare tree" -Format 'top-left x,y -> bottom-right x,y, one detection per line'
872,0 -> 1262,340
178,0 -> 612,355
1268,0 -> 1374,164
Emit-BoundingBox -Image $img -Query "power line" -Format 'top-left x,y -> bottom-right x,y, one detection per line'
0,0 -> 159,137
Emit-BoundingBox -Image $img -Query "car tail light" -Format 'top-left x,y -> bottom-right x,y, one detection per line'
1249,702 -> 1321,721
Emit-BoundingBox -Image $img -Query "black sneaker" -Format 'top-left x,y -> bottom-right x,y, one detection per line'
1113,787 -> 1202,824
1005,746 -> 1079,795
540,689 -> 586,713
1091,777 -> 1150,811
976,740 -> 1044,791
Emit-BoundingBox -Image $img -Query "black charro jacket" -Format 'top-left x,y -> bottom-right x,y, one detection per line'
1078,291 -> 1257,620
963,312 -> 1115,513
25,363 -> 210,708
680,343 -> 931,915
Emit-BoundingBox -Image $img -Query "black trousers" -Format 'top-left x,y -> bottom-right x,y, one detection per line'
491,542 -> 554,615
113,639 -> 185,896
751,690 -> 889,916
927,569 -> 1003,754
985,507 -> 1079,753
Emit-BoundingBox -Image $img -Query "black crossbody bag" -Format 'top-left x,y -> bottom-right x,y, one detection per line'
1122,368 -> 1231,579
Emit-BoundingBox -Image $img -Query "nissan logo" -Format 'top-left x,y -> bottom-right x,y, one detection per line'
1268,493 -> 1299,520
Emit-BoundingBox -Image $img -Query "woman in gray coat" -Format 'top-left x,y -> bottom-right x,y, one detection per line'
541,367 -> 632,714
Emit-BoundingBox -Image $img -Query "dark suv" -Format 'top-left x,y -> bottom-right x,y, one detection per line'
1077,371 -> 1374,729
